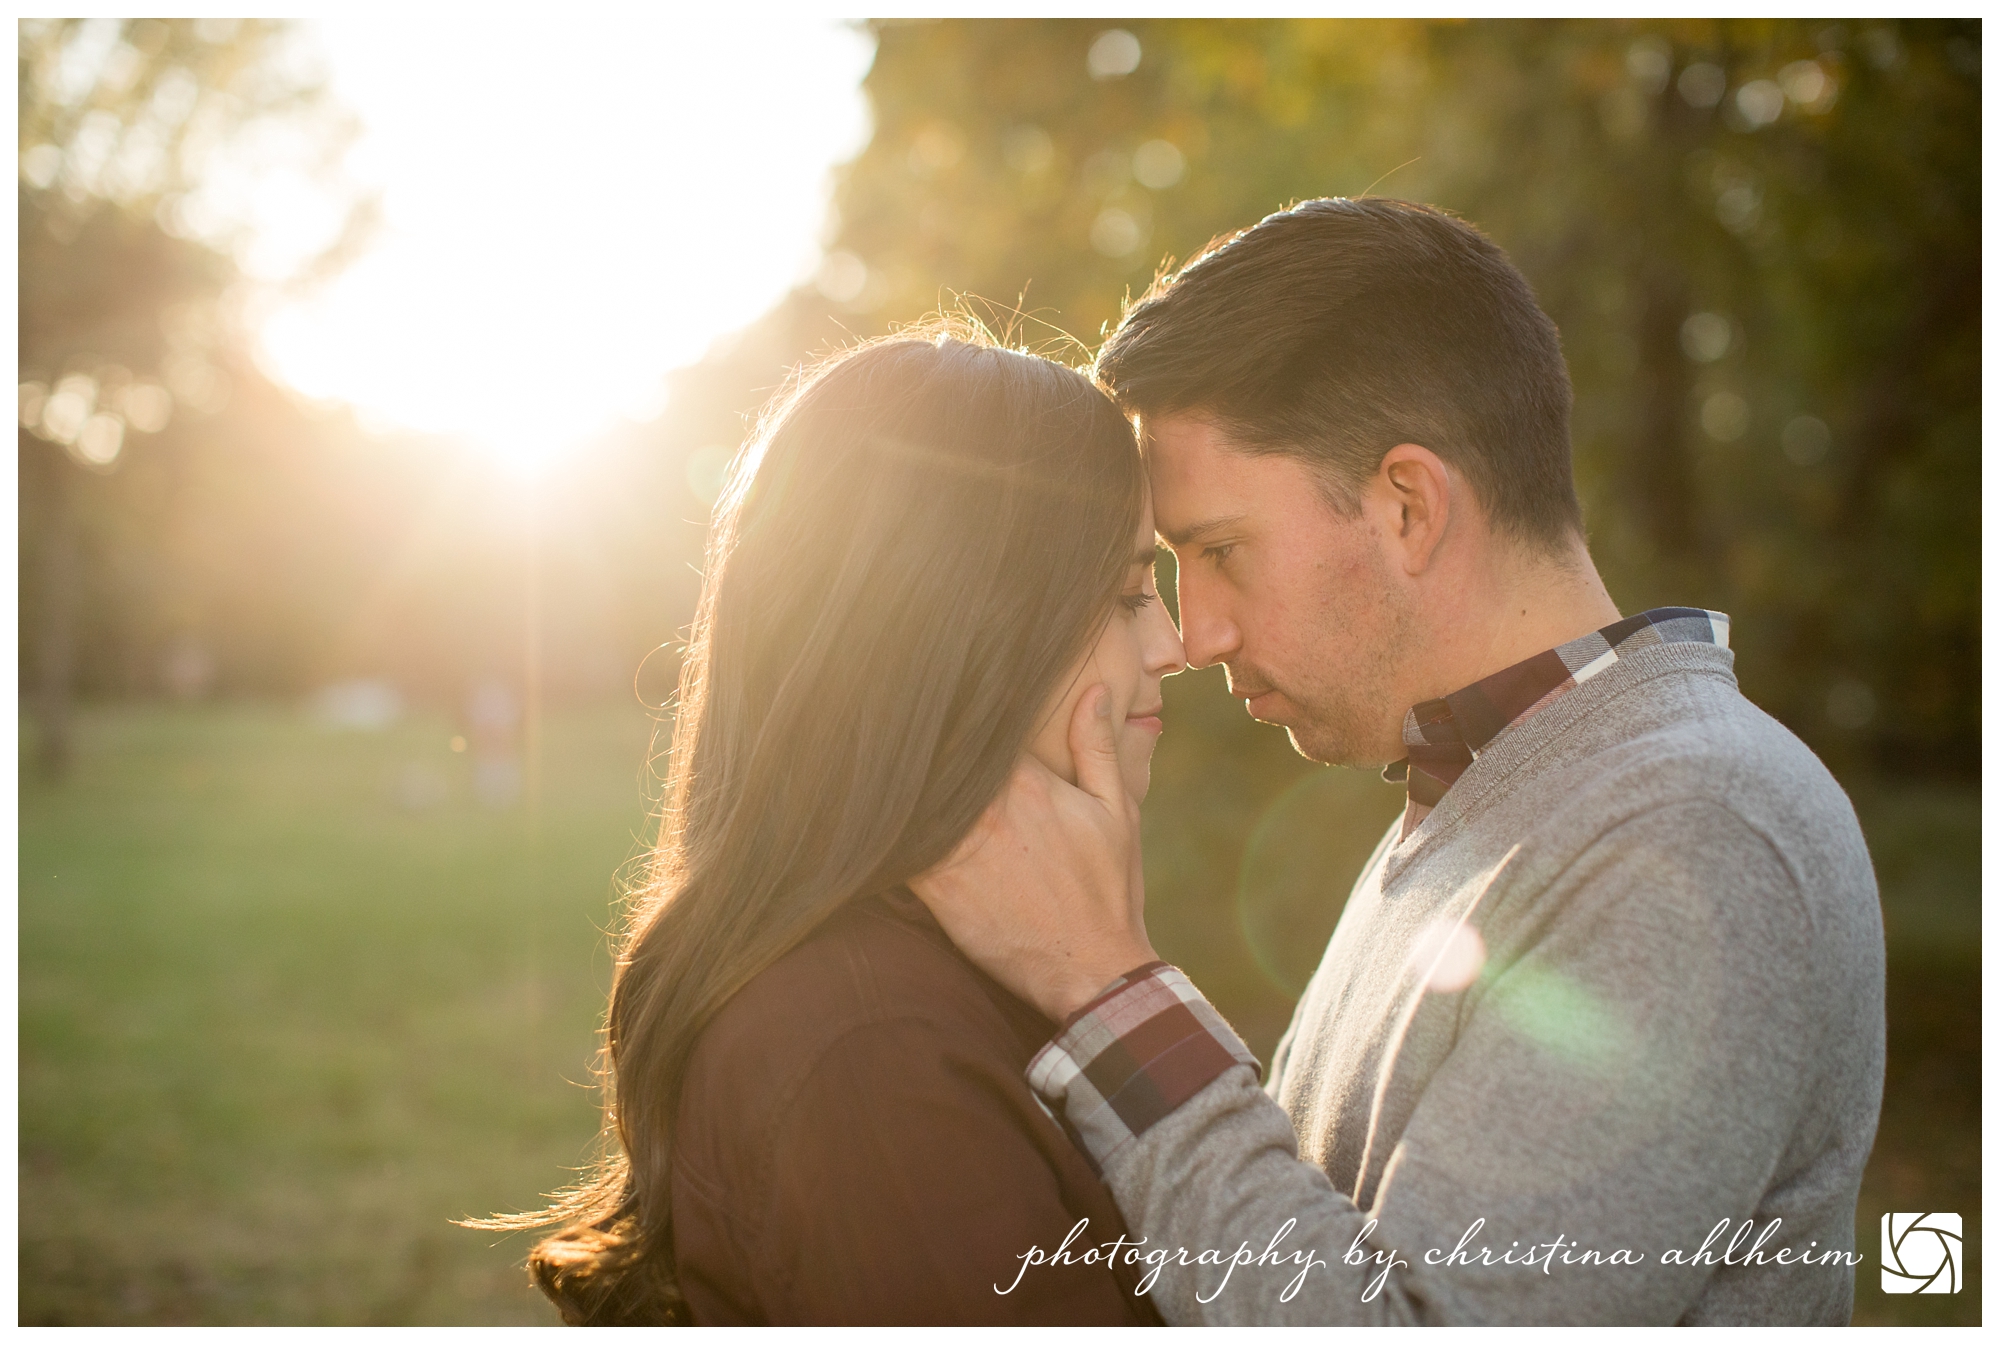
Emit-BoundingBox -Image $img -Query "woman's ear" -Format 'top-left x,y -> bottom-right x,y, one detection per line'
1374,442 -> 1452,576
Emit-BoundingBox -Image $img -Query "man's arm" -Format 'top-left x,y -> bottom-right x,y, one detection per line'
1029,801 -> 1829,1324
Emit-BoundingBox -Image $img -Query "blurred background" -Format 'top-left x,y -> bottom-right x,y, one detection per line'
18,17 -> 1977,1326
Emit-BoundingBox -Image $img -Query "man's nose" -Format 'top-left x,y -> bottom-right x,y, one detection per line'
1175,583 -> 1240,671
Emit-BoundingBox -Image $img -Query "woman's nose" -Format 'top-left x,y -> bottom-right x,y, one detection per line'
1146,602 -> 1189,677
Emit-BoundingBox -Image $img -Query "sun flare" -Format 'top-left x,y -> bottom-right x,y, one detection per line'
251,16 -> 875,470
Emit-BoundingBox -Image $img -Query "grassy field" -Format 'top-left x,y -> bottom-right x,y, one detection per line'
17,701 -> 1980,1324
19,702 -> 656,1324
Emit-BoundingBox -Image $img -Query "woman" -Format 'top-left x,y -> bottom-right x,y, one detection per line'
492,329 -> 1184,1324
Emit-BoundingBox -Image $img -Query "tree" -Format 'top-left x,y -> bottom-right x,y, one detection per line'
819,17 -> 1977,780
18,17 -> 371,776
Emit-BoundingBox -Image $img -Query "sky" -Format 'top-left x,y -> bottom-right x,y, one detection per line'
252,16 -> 876,471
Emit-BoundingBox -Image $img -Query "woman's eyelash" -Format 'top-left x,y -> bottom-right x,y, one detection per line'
1119,591 -> 1155,613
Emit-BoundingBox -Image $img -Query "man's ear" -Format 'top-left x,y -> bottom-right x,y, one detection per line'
1374,443 -> 1452,576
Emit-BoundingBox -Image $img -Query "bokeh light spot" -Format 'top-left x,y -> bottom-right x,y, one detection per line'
1234,766 -> 1404,998
1625,36 -> 1672,95
1701,390 -> 1750,442
1781,414 -> 1830,466
74,413 -> 125,467
40,375 -> 96,445
816,250 -> 868,304
1778,59 -> 1832,111
1715,182 -> 1763,234
119,382 -> 174,433
19,381 -> 49,429
1132,138 -> 1186,189
1496,968 -> 1634,1074
1001,124 -> 1055,174
1409,919 -> 1487,993
1678,61 -> 1727,108
1088,29 -> 1142,80
1680,312 -> 1732,363
1090,207 -> 1144,257
1735,79 -> 1785,127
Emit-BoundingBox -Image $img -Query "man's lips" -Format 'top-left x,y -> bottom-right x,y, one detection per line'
1225,666 -> 1281,716
1239,687 -> 1283,719
1223,667 -> 1270,702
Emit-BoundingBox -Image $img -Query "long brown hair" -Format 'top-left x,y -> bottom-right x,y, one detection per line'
474,328 -> 1146,1324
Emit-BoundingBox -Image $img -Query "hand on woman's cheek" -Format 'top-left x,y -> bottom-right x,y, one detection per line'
1025,500 -> 1183,803
1028,638 -> 1145,803
1027,657 -> 1098,792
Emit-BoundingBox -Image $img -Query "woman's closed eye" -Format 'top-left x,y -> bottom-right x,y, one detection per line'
1119,590 -> 1156,614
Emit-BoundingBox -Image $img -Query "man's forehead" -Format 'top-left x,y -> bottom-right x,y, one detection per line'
1139,412 -> 1251,536
1136,408 -> 1234,453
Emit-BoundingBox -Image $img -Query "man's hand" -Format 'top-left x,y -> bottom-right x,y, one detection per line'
911,684 -> 1158,1023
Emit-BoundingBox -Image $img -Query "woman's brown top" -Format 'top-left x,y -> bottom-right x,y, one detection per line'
670,887 -> 1162,1326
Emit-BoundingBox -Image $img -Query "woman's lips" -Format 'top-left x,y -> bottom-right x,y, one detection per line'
1126,707 -> 1165,735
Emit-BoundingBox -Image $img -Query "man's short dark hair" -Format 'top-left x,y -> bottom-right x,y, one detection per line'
1094,197 -> 1584,551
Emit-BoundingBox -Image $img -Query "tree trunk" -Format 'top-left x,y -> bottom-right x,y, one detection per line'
28,438 -> 79,781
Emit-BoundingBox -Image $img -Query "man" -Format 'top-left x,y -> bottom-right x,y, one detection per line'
913,198 -> 1885,1325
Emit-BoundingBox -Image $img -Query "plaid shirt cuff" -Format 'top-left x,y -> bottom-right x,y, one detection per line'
1026,962 -> 1260,1170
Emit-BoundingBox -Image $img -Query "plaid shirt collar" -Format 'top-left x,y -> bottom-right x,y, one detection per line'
1382,607 -> 1732,809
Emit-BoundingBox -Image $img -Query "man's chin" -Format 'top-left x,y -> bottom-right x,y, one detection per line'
1280,720 -> 1390,770
1241,690 -> 1390,768
1283,725 -> 1346,766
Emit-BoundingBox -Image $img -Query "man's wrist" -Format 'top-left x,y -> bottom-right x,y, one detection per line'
1027,963 -> 1262,1169
1044,946 -> 1160,1023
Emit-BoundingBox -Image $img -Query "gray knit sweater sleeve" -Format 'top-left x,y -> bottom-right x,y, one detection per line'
1090,800 -> 1849,1325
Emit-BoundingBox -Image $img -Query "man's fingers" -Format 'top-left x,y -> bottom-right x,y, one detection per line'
1066,683 -> 1126,811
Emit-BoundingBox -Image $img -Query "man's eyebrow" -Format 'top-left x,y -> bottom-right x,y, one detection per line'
1157,513 -> 1246,548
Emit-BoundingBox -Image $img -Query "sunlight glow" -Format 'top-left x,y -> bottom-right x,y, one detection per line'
253,17 -> 876,472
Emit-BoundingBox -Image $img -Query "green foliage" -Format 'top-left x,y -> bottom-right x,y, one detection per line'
16,19 -> 700,710
821,18 -> 1979,779
19,18 -> 376,773
19,17 -> 368,434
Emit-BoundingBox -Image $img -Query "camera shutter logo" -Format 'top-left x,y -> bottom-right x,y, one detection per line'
1881,1213 -> 1962,1294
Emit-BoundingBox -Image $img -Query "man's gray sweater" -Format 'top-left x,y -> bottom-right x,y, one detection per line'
1088,640 -> 1885,1324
